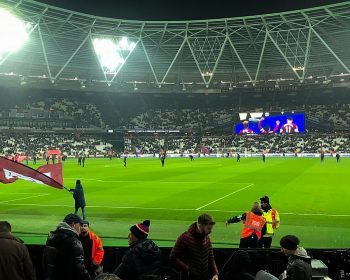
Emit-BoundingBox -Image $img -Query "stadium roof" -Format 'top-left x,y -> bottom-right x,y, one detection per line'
1,0 -> 350,93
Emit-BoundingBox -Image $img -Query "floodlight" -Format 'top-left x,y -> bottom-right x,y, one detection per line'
0,9 -> 29,59
93,37 -> 136,73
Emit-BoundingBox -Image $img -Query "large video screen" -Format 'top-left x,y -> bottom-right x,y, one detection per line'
235,113 -> 305,135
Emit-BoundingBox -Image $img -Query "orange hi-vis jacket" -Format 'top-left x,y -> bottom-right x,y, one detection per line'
241,211 -> 266,240
88,231 -> 104,265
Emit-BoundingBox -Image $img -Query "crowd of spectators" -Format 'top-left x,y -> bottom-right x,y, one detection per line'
0,133 -> 113,158
124,133 -> 350,154
0,213 -> 313,280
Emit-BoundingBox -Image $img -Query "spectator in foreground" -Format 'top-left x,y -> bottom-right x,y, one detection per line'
170,213 -> 218,280
0,221 -> 36,280
279,235 -> 312,280
79,220 -> 104,279
221,250 -> 254,280
113,220 -> 162,280
42,213 -> 91,280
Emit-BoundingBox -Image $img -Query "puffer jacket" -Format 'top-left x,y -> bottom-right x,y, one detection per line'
286,247 -> 312,280
114,239 -> 162,280
42,222 -> 91,280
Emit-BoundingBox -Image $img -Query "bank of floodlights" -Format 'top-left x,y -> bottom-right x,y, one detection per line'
0,9 -> 30,60
93,37 -> 136,73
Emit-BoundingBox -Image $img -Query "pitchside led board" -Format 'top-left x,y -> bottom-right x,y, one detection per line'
235,113 -> 305,135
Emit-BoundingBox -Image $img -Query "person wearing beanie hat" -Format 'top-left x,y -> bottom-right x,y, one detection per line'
279,235 -> 312,280
79,220 -> 104,279
259,196 -> 280,249
129,220 -> 150,241
43,214 -> 91,280
113,220 -> 162,280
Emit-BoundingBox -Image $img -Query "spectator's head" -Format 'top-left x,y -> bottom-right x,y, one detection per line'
80,220 -> 90,237
260,195 -> 270,211
251,202 -> 262,214
0,221 -> 11,233
229,250 -> 251,272
63,213 -> 83,235
129,220 -> 150,245
197,213 -> 215,236
280,235 -> 300,255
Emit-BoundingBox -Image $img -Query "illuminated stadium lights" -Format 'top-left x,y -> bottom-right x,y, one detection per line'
93,37 -> 136,73
0,9 -> 29,60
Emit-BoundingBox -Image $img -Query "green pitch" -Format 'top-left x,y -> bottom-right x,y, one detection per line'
0,157 -> 349,248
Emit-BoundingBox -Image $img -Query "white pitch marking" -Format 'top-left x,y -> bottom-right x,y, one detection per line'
195,184 -> 255,210
0,202 -> 349,217
0,194 -> 50,204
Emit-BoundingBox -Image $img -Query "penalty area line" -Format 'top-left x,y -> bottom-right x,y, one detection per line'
195,183 -> 254,210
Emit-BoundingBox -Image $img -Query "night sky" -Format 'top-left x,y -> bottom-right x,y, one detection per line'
35,0 -> 346,21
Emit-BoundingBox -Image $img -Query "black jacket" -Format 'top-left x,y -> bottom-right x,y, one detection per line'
42,222 -> 91,280
285,247 -> 312,280
114,239 -> 162,280
73,183 -> 86,208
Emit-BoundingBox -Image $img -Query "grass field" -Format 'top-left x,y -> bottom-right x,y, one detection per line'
0,156 -> 349,248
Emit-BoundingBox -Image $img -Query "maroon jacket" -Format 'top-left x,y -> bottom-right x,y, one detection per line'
170,223 -> 218,280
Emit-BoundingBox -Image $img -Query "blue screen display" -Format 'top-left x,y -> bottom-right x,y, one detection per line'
235,113 -> 305,135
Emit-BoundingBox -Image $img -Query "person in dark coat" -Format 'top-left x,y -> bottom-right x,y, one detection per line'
0,221 -> 36,280
170,214 -> 218,280
70,180 -> 87,220
280,235 -> 312,280
113,220 -> 162,280
42,214 -> 91,280
221,250 -> 254,280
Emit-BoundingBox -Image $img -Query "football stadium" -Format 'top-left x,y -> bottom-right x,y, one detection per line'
0,0 -> 350,279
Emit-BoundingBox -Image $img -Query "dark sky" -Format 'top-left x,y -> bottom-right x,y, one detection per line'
36,0 -> 346,21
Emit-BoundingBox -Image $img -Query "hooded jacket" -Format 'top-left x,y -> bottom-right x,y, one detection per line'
114,238 -> 162,280
285,247 -> 312,280
42,222 -> 91,280
0,232 -> 36,280
73,183 -> 86,208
